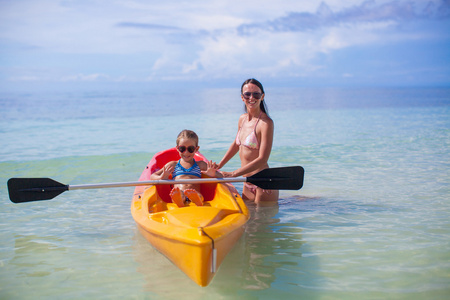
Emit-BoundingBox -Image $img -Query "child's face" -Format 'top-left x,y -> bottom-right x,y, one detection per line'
177,138 -> 199,161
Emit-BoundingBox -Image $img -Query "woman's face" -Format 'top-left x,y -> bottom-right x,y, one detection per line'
241,83 -> 264,111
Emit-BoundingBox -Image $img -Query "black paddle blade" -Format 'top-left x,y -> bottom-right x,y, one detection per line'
7,178 -> 69,203
247,166 -> 304,190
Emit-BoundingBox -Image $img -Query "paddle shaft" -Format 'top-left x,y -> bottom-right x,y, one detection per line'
68,177 -> 248,190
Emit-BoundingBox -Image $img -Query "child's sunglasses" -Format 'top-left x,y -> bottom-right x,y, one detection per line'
242,92 -> 262,99
177,146 -> 196,153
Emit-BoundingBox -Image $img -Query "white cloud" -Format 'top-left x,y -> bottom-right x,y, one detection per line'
317,21 -> 396,53
0,0 -> 449,85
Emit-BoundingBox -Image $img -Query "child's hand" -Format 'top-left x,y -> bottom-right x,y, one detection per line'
161,164 -> 174,179
204,160 -> 219,177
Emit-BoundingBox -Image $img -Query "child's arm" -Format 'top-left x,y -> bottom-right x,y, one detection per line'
150,161 -> 176,180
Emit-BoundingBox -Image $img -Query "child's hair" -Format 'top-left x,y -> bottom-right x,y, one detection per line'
176,130 -> 199,146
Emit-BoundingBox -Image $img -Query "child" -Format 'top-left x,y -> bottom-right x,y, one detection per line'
150,130 -> 222,207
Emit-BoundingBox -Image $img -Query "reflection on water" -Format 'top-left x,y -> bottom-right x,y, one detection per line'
10,235 -> 68,278
132,198 -> 307,295
1,235 -> 71,299
132,229 -> 213,298
240,201 -> 281,290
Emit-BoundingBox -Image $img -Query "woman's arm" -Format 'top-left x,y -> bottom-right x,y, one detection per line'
218,115 -> 244,169
218,141 -> 239,169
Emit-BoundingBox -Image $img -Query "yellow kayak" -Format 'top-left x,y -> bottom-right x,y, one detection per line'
131,148 -> 249,286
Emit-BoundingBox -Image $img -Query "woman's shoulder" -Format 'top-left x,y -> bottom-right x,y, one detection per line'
238,113 -> 247,121
260,113 -> 274,126
238,113 -> 247,126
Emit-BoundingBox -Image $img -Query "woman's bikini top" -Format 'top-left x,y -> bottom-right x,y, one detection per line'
172,160 -> 202,178
235,112 -> 262,150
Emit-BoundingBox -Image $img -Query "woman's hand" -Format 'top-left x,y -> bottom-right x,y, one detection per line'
221,171 -> 235,178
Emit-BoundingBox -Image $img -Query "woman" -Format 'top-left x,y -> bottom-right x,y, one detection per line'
218,78 -> 279,204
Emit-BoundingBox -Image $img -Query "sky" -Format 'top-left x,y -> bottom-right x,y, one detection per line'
0,0 -> 449,90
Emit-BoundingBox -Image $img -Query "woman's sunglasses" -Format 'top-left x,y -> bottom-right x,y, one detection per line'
242,92 -> 262,100
178,146 -> 196,153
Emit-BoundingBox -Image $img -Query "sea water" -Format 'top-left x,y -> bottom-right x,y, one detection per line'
0,86 -> 449,299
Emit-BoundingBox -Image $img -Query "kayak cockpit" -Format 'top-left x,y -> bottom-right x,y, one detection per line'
138,179 -> 242,215
151,206 -> 237,228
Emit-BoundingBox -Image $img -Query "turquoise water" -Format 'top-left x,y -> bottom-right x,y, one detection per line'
1,87 -> 449,299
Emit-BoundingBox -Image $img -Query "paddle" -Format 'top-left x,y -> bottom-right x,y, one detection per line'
7,166 -> 304,203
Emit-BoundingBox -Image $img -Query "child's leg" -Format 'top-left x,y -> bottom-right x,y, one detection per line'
184,189 -> 204,206
170,187 -> 185,207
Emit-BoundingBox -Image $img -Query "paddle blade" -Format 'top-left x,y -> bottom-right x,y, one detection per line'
247,166 -> 304,190
8,178 -> 69,203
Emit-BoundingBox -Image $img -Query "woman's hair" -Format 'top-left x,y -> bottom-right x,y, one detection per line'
176,129 -> 199,146
241,78 -> 269,115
